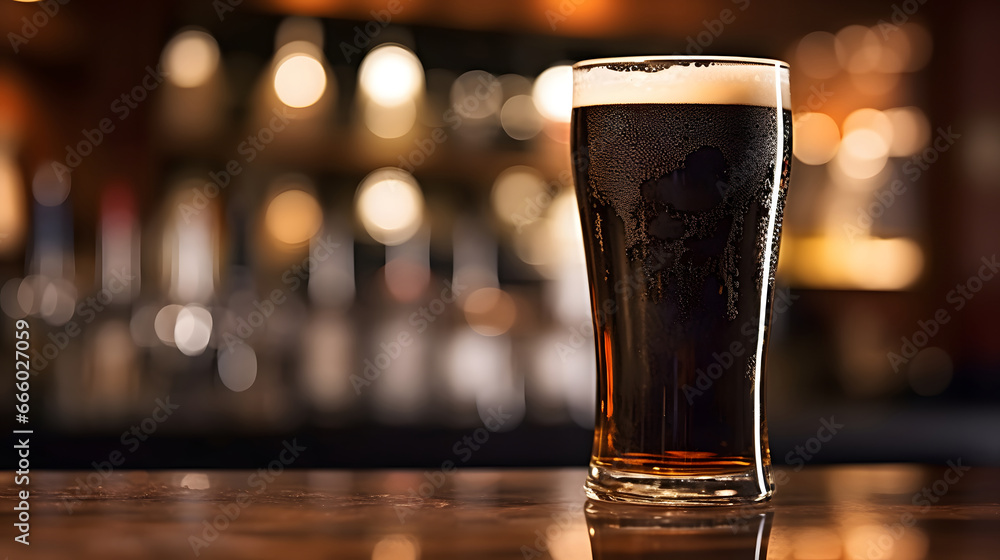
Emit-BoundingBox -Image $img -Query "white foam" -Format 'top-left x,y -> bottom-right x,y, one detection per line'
573,58 -> 790,109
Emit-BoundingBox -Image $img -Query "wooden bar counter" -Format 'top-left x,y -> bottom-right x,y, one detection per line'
2,465 -> 998,559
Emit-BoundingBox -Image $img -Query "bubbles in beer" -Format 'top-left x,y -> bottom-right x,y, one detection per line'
579,101 -> 786,320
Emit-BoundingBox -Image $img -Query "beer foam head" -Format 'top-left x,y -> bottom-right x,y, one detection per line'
573,56 -> 791,109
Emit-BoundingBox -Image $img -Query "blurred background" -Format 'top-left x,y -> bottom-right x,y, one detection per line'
0,0 -> 998,469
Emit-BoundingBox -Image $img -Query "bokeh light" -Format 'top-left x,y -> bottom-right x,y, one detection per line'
843,108 -> 894,148
0,278 -> 25,319
364,98 -> 416,138
793,112 -> 840,165
501,94 -> 543,140
836,130 -> 889,180
835,25 -> 882,74
491,166 -> 550,227
451,70 -> 502,119
154,304 -> 184,346
384,257 -> 431,303
162,29 -> 220,88
355,168 -> 425,246
790,528 -> 843,560
180,473 -> 211,490
902,23 -> 933,72
17,276 -> 42,317
879,25 -> 912,73
371,534 -> 420,560
835,109 -> 895,180
218,343 -> 258,392
795,31 -> 841,79
842,129 -> 889,161
463,287 -> 517,336
532,65 -> 573,123
779,236 -> 923,290
273,52 -> 327,108
174,304 -> 213,356
884,106 -> 931,156
39,278 -> 76,326
265,187 -> 323,245
32,162 -> 71,206
359,44 -> 424,107
0,153 -> 26,256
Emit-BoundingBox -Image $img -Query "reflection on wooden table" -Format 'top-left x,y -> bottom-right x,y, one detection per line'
1,464 -> 996,559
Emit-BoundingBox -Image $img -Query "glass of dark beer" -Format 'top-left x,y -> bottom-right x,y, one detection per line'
571,56 -> 791,504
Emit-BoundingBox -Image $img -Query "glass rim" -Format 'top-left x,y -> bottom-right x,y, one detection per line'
573,55 -> 789,70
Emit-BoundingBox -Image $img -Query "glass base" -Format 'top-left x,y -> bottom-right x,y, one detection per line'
585,464 -> 773,506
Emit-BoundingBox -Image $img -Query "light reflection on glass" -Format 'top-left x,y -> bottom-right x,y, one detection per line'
586,501 -> 772,560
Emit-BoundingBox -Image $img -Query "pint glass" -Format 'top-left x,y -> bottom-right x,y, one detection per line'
571,56 -> 791,504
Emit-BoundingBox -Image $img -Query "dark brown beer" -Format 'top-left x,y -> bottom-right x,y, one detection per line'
572,101 -> 791,482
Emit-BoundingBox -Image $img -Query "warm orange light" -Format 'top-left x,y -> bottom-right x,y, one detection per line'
843,108 -> 894,148
273,52 -> 327,108
779,235 -> 923,290
463,287 -> 517,336
835,25 -> 882,74
162,29 -> 220,88
359,44 -> 423,107
884,106 -> 930,157
793,113 -> 840,165
795,31 -> 841,79
384,258 -> 430,303
491,166 -> 549,227
355,168 -> 425,246
533,65 -> 573,123
0,154 -> 26,257
364,98 -> 416,138
265,188 -> 323,245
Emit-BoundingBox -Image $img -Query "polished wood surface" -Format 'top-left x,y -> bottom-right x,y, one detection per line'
2,465 -> 998,559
